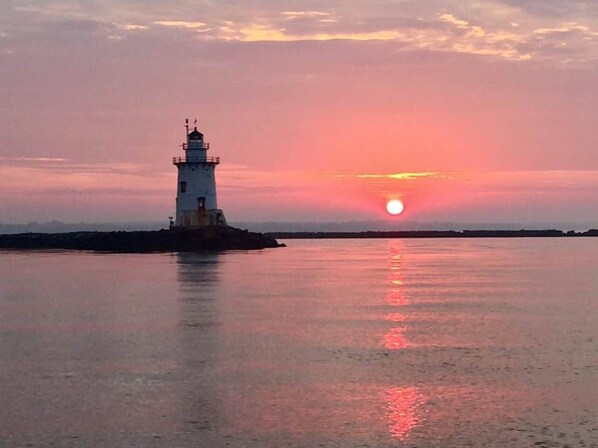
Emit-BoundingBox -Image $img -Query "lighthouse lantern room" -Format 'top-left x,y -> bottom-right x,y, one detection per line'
172,120 -> 227,228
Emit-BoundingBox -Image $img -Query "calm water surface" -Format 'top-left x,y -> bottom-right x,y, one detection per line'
0,239 -> 597,447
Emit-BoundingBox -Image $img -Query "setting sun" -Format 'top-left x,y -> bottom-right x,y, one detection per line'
386,199 -> 405,216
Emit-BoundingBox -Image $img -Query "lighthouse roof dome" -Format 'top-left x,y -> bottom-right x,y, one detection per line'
188,127 -> 203,140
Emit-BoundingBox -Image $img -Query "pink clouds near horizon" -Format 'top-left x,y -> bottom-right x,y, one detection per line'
0,155 -> 596,224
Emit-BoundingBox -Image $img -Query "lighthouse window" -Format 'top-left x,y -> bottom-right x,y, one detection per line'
180,181 -> 187,193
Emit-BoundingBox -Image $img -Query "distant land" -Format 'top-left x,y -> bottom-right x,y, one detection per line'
266,230 -> 598,239
0,220 -> 596,234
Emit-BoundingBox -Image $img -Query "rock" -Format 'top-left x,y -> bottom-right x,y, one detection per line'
0,226 -> 283,253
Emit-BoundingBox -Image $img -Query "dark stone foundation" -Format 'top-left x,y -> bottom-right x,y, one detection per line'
0,226 -> 284,253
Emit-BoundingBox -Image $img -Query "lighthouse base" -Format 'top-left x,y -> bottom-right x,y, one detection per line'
175,208 -> 227,229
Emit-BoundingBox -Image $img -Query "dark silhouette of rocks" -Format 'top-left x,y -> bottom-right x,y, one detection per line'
266,229 -> 597,239
0,226 -> 283,252
1,228 -> 595,252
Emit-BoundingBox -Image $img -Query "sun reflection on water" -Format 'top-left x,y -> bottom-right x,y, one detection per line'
381,241 -> 424,440
385,312 -> 406,323
386,241 -> 409,307
385,387 -> 423,440
385,288 -> 408,307
383,327 -> 409,350
384,241 -> 410,350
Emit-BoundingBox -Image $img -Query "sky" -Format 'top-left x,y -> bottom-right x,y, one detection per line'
1,0 -> 597,225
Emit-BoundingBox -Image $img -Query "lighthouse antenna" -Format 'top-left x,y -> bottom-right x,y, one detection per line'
185,118 -> 189,135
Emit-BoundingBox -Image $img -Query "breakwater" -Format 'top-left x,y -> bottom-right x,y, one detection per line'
0,226 -> 283,252
266,229 -> 598,239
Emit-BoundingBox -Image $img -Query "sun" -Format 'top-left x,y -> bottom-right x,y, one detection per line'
386,199 -> 405,216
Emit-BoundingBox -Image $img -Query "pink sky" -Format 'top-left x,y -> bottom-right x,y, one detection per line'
1,0 -> 597,225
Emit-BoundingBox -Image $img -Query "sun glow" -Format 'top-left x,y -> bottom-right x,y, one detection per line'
386,199 -> 404,216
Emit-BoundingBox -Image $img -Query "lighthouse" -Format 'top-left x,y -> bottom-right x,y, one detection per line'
172,120 -> 227,228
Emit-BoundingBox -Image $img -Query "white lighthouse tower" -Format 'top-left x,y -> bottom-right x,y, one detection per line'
172,120 -> 227,228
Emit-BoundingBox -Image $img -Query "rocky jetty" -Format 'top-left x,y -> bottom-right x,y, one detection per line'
0,226 -> 284,253
266,229 -> 598,239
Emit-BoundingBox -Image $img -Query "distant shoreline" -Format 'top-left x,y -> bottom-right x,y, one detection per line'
1,229 -> 596,252
267,229 -> 598,239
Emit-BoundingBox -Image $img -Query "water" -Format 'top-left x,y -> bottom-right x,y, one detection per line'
0,239 -> 597,447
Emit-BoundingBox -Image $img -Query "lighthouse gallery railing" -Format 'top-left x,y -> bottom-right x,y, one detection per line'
172,156 -> 220,164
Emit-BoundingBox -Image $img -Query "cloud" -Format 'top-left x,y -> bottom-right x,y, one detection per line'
223,24 -> 407,43
117,23 -> 148,31
205,13 -> 532,61
0,156 -> 68,162
533,23 -> 591,35
499,0 -> 598,17
0,158 -> 172,193
3,1 -> 598,65
282,11 -> 333,20
349,172 -> 444,180
439,13 -> 470,29
154,20 -> 207,29
330,170 -> 598,195
194,10 -> 598,64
